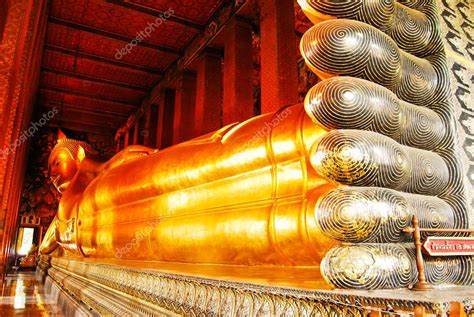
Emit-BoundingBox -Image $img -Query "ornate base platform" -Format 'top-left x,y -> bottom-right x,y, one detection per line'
36,269 -> 98,316
37,256 -> 473,316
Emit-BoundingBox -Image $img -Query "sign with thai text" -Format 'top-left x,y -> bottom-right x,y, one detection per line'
423,237 -> 474,256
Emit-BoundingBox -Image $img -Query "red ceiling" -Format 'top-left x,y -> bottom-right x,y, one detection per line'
50,0 -> 199,48
130,0 -> 223,24
41,72 -> 146,103
46,24 -> 177,69
40,0 -> 223,135
40,0 -> 312,136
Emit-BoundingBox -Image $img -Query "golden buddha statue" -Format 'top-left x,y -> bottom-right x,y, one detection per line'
40,0 -> 472,290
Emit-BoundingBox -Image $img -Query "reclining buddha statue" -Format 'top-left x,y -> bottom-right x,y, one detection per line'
40,0 -> 472,290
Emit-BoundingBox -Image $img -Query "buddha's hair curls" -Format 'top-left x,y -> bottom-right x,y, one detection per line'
49,138 -> 98,163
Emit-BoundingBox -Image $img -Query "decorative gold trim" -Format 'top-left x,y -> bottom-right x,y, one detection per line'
38,256 -> 474,316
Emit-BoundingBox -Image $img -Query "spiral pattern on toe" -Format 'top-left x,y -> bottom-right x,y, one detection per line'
297,0 -> 471,290
399,101 -> 446,150
310,130 -> 449,195
405,196 -> 456,239
304,77 -> 445,150
300,19 -> 442,106
298,0 -> 442,57
315,187 -> 455,243
321,244 -> 415,289
322,244 -> 472,289
416,251 -> 473,285
301,20 -> 401,90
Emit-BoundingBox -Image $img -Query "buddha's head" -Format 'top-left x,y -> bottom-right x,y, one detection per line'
48,131 -> 96,193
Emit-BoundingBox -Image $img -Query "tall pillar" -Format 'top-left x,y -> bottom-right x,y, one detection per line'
173,72 -> 197,144
159,89 -> 175,149
222,17 -> 254,125
195,48 -> 223,136
132,122 -> 139,145
124,129 -> 130,146
143,107 -> 151,146
260,0 -> 299,113
148,104 -> 158,148
0,0 -> 47,282
156,94 -> 165,149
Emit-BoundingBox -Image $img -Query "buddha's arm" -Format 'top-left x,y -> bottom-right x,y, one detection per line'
100,145 -> 158,173
39,216 -> 59,254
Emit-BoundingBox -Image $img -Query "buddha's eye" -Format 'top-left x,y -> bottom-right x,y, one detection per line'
55,160 -> 60,166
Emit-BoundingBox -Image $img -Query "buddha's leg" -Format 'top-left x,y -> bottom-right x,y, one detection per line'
39,216 -> 59,254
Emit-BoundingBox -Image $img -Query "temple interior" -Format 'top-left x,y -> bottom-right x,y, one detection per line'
0,0 -> 473,316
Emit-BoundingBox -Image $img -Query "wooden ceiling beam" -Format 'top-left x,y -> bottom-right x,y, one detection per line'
40,86 -> 139,107
105,1 -> 204,30
42,67 -> 149,92
45,44 -> 163,75
41,102 -> 129,119
48,120 -> 117,136
46,111 -> 122,127
51,114 -> 123,127
47,115 -> 120,129
49,17 -> 181,55
39,93 -> 134,116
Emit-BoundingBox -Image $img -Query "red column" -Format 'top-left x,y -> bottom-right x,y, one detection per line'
195,48 -> 223,136
145,104 -> 158,148
260,0 -> 299,113
143,107 -> 151,146
124,129 -> 130,146
0,0 -> 47,282
156,94 -> 165,149
157,89 -> 175,149
132,123 -> 139,145
222,17 -> 254,125
173,72 -> 197,144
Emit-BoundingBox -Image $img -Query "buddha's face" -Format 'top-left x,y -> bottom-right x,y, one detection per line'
49,148 -> 78,193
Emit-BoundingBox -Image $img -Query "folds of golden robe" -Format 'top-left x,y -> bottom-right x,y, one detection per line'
40,0 -> 473,290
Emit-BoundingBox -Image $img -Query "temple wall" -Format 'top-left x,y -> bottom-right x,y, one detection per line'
437,0 -> 474,220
